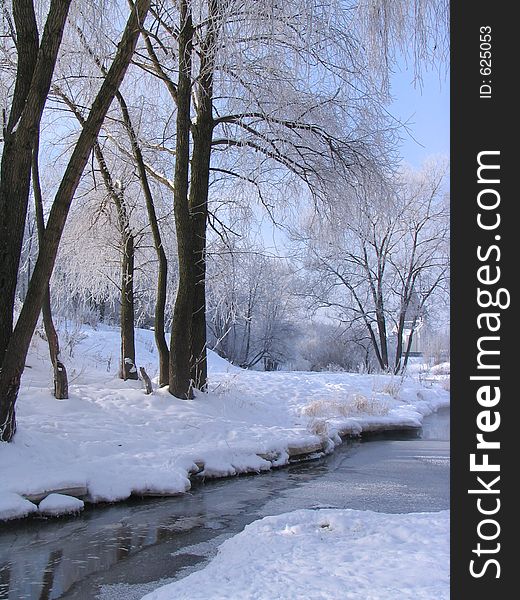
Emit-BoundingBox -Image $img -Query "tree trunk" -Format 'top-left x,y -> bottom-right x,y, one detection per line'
242,296 -> 253,367
188,94 -> 213,391
0,0 -> 71,367
401,316 -> 418,373
0,0 -> 150,442
70,30 -> 170,386
91,145 -> 138,382
393,310 -> 407,375
169,1 -> 194,399
154,246 -> 169,386
32,129 -> 68,398
188,0 -> 218,391
0,0 -> 39,342
55,88 -> 139,383
375,296 -> 389,371
116,92 -> 169,386
42,289 -> 69,398
120,230 -> 138,380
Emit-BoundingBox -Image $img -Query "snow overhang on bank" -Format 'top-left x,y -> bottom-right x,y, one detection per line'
0,327 -> 449,521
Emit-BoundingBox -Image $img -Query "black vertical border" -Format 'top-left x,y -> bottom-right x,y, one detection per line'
451,2 -> 513,598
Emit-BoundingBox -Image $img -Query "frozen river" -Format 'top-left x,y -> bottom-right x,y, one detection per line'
0,408 -> 450,599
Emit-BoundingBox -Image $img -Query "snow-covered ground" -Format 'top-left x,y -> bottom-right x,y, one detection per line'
141,508 -> 449,600
0,325 -> 449,521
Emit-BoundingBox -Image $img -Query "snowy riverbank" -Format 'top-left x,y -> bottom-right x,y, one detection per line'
0,326 -> 449,521
141,508 -> 450,600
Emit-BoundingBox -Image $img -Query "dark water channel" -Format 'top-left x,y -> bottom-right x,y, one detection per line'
0,408 -> 450,600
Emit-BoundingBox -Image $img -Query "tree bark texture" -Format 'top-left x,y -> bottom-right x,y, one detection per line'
188,36 -> 215,391
184,0 -> 218,391
119,229 -> 138,380
169,0 -> 194,399
0,0 -> 71,367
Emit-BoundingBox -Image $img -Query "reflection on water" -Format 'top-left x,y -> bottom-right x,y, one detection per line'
0,409 -> 449,599
418,408 -> 450,441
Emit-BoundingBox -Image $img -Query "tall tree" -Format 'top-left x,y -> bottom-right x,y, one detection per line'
32,128 -> 69,399
72,27 -> 170,385
169,0 -> 195,398
140,0 -> 401,397
299,161 -> 449,373
54,86 -> 140,381
116,93 -> 170,386
0,0 -> 151,442
0,0 -> 72,369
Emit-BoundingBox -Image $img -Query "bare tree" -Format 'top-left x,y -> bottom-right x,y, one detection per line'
71,27 -> 170,385
0,0 -> 151,442
299,160 -> 449,373
53,87 -> 141,381
0,0 -> 72,378
32,128 -> 69,398
136,0 -> 416,397
207,237 -> 298,370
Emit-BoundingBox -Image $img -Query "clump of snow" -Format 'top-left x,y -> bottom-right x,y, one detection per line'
141,509 -> 450,600
430,362 -> 450,375
0,492 -> 38,521
0,326 -> 449,521
38,493 -> 84,517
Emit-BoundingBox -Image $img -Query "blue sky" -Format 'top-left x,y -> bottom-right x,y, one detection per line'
259,61 -> 450,251
389,65 -> 449,167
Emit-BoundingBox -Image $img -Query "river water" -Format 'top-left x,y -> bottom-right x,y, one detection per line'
0,408 -> 450,600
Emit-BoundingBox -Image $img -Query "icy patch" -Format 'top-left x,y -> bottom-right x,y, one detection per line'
170,533 -> 232,558
415,455 -> 451,466
98,578 -> 176,600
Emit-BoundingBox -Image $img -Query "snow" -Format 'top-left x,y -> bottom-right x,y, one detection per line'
0,492 -> 38,521
141,509 -> 450,600
38,493 -> 84,516
0,325 -> 449,521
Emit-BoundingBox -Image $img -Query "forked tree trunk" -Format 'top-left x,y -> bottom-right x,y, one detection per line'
32,130 -> 68,398
169,1 -> 194,399
0,0 -> 150,442
0,0 -> 71,368
401,316 -> 418,373
71,29 -> 169,386
116,92 -> 169,386
0,0 -> 72,440
55,89 -> 139,382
